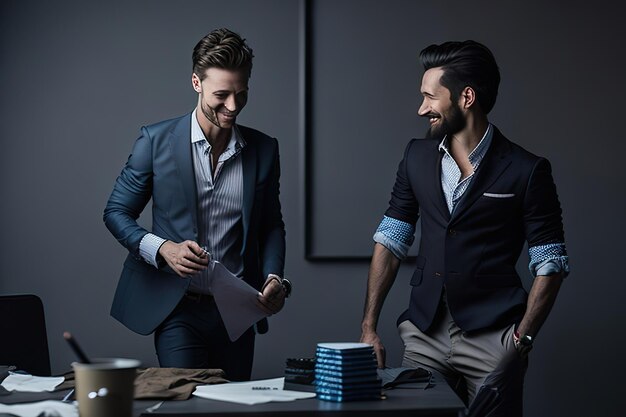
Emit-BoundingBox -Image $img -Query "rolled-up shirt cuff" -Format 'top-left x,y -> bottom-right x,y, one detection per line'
373,231 -> 411,260
372,216 -> 415,260
528,243 -> 569,278
139,233 -> 167,268
534,258 -> 570,277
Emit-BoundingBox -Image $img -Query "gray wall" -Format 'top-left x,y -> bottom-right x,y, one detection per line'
1,1 -> 624,416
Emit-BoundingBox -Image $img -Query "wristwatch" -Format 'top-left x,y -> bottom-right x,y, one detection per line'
519,334 -> 533,347
514,330 -> 533,348
281,278 -> 292,298
267,274 -> 292,298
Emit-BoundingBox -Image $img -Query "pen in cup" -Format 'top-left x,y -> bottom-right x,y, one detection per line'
63,331 -> 91,402
63,332 -> 91,364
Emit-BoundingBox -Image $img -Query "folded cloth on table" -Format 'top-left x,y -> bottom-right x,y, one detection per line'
377,367 -> 432,389
134,367 -> 229,400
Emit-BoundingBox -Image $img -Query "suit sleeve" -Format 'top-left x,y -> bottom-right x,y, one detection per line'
384,139 -> 420,226
103,127 -> 154,257
523,158 -> 565,247
259,138 -> 286,278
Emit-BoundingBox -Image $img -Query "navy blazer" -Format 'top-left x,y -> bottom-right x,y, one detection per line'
390,126 -> 564,333
103,113 -> 285,335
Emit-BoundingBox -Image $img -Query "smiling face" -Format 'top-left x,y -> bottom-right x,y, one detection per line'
192,67 -> 249,130
417,67 -> 465,139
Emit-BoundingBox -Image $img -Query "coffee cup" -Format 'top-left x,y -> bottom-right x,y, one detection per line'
72,358 -> 140,417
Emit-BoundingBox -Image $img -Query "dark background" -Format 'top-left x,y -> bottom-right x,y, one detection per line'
1,1 -> 624,416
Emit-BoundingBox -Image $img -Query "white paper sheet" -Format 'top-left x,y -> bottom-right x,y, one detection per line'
0,400 -> 78,417
208,261 -> 270,342
1,372 -> 65,392
192,377 -> 316,405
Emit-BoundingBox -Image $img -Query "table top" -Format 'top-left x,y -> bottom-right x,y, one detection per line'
1,375 -> 465,417
134,378 -> 465,417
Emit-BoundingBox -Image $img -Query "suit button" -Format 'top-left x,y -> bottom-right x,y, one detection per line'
435,272 -> 442,277
448,229 -> 457,235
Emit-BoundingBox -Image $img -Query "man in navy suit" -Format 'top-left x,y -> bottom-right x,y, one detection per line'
360,41 -> 568,416
104,28 -> 289,381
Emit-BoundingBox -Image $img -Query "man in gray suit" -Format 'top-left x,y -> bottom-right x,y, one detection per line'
104,28 -> 289,381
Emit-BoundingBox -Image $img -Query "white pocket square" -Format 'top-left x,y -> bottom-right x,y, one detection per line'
483,192 -> 515,198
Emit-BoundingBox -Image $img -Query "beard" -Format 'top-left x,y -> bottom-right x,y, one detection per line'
200,95 -> 239,129
425,101 -> 465,139
201,100 -> 222,128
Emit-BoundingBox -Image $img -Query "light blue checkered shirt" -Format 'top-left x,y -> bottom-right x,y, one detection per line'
374,124 -> 569,277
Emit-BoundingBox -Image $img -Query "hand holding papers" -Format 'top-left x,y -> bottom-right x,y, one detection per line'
257,275 -> 286,315
193,377 -> 316,405
207,261 -> 270,342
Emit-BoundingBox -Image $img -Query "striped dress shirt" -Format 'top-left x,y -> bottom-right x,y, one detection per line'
139,110 -> 245,293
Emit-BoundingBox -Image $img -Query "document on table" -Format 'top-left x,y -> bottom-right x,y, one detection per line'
1,372 -> 64,392
193,377 -> 316,405
207,260 -> 270,342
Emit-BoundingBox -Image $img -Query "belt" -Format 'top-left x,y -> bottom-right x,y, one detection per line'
184,291 -> 214,303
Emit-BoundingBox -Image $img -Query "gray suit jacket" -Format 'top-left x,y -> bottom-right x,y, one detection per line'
103,113 -> 285,335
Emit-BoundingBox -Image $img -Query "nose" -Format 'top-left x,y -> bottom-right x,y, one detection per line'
417,99 -> 428,117
225,95 -> 237,112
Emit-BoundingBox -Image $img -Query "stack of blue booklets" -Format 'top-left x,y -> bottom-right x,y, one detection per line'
314,342 -> 382,402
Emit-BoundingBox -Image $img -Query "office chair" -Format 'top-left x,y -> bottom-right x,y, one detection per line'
0,294 -> 52,376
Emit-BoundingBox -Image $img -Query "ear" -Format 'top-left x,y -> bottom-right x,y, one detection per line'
191,73 -> 202,93
460,86 -> 476,109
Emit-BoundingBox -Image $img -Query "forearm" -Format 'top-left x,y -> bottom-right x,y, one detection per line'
517,273 -> 563,337
361,243 -> 401,333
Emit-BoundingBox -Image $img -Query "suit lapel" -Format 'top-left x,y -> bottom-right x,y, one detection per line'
170,114 -> 198,231
434,150 -> 451,221
449,128 -> 512,225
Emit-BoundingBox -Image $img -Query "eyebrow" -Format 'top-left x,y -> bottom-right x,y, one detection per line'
212,88 -> 248,94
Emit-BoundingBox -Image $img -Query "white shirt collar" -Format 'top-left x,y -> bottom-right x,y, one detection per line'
438,123 -> 493,166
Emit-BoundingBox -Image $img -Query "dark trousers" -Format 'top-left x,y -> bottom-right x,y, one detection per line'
154,294 -> 255,381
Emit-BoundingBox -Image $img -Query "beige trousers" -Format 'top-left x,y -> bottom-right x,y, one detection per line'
399,293 -> 527,417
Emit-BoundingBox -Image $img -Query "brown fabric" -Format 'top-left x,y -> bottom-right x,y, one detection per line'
134,367 -> 229,401
52,367 -> 229,401
53,370 -> 75,391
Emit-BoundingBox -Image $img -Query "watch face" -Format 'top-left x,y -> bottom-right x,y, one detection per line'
520,335 -> 533,346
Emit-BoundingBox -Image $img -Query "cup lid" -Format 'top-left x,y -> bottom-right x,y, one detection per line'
72,358 -> 141,370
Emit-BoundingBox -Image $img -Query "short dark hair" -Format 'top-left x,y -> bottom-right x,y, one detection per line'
192,28 -> 254,80
419,40 -> 500,114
